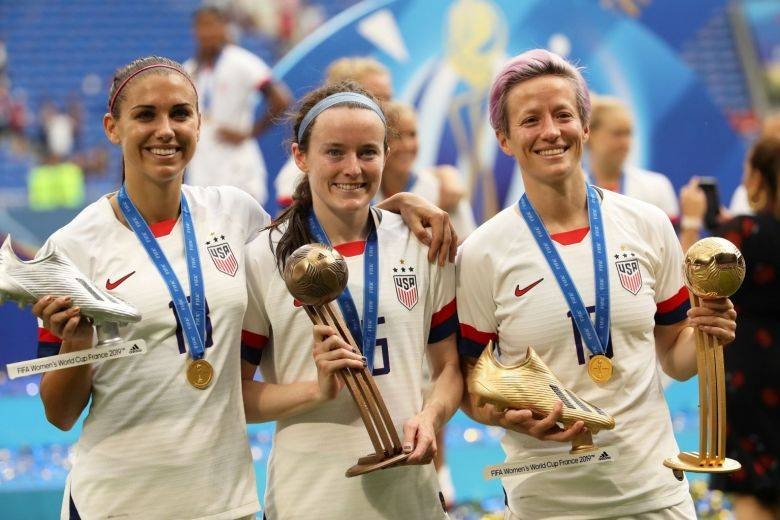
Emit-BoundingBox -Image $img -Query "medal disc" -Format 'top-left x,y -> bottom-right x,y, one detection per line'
588,355 -> 612,383
187,359 -> 213,389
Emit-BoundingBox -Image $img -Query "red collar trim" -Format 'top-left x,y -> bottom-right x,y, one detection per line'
333,241 -> 366,257
550,226 -> 590,245
149,218 -> 178,237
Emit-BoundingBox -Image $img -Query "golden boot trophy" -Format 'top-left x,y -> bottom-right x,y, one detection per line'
664,237 -> 745,478
284,243 -> 409,477
469,341 -> 615,453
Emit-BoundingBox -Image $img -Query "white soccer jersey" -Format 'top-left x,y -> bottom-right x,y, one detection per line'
457,189 -> 692,519
37,185 -> 270,520
184,45 -> 273,204
242,210 -> 457,519
376,168 -> 477,241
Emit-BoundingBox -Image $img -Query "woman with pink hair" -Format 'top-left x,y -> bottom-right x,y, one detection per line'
457,48 -> 737,519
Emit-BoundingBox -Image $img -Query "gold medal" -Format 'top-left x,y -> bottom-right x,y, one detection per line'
588,355 -> 612,383
187,359 -> 213,389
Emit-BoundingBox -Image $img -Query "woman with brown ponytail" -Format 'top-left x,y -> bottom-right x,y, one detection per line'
240,81 -> 462,519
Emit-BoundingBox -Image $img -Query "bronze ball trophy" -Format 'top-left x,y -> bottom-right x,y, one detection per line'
664,237 -> 746,479
283,243 -> 409,477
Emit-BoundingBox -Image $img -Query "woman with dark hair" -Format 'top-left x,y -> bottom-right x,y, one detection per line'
698,136 -> 780,520
33,55 -> 266,520
240,82 -> 462,519
457,48 -> 737,519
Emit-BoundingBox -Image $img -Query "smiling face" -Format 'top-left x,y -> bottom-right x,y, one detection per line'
293,106 -> 386,223
104,72 -> 200,188
496,74 -> 588,187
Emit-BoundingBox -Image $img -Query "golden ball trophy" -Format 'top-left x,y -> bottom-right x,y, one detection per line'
664,237 -> 746,479
283,243 -> 409,477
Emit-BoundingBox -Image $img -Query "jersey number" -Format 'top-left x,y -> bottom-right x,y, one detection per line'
371,316 -> 390,376
566,305 -> 614,365
168,297 -> 214,354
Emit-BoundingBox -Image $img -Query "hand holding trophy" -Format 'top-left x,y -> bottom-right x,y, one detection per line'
664,237 -> 745,478
283,242 -> 409,477
1,235 -> 146,379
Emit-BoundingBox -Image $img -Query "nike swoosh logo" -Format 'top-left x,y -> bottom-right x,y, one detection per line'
106,271 -> 136,290
515,278 -> 544,297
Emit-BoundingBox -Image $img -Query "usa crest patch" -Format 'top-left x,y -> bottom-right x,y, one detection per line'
615,253 -> 642,295
206,235 -> 238,277
393,260 -> 418,310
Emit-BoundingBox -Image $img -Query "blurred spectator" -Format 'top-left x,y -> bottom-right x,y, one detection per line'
586,96 -> 679,220
685,136 -> 780,520
681,113 -> 780,251
38,99 -> 77,159
0,78 -> 28,154
231,0 -> 326,57
184,6 -> 292,204
729,113 -> 780,216
381,101 -> 476,241
27,151 -> 84,211
325,56 -> 394,102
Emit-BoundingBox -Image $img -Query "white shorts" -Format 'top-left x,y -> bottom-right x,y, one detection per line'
504,497 -> 696,520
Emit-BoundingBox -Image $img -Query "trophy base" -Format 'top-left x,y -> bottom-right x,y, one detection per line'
569,429 -> 598,454
345,451 -> 410,478
663,452 -> 741,480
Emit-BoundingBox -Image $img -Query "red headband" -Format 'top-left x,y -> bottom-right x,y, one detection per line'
108,64 -> 197,113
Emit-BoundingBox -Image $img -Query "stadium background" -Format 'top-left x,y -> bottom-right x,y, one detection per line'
0,0 -> 777,517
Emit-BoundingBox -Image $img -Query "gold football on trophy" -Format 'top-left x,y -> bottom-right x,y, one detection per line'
283,243 -> 348,306
684,237 -> 746,298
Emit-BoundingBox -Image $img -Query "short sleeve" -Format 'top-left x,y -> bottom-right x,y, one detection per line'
241,235 -> 272,365
456,241 -> 498,358
652,214 -> 690,325
427,261 -> 457,344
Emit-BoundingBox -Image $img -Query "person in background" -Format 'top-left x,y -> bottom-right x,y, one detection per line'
380,101 -> 476,242
586,95 -> 679,221
184,6 -> 292,204
457,48 -> 737,519
682,135 -> 780,520
727,113 -> 780,217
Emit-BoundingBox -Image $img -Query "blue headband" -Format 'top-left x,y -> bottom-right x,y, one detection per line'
297,92 -> 386,142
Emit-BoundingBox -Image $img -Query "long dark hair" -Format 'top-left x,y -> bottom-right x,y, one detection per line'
270,81 -> 387,272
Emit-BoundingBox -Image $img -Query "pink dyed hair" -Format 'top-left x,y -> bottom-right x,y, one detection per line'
488,48 -> 591,135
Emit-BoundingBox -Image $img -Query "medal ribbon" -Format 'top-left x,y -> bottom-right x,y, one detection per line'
118,186 -> 206,361
306,210 -> 379,371
518,184 -> 610,357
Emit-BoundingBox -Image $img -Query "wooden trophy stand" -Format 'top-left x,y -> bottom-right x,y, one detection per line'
284,243 -> 408,478
301,303 -> 409,477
